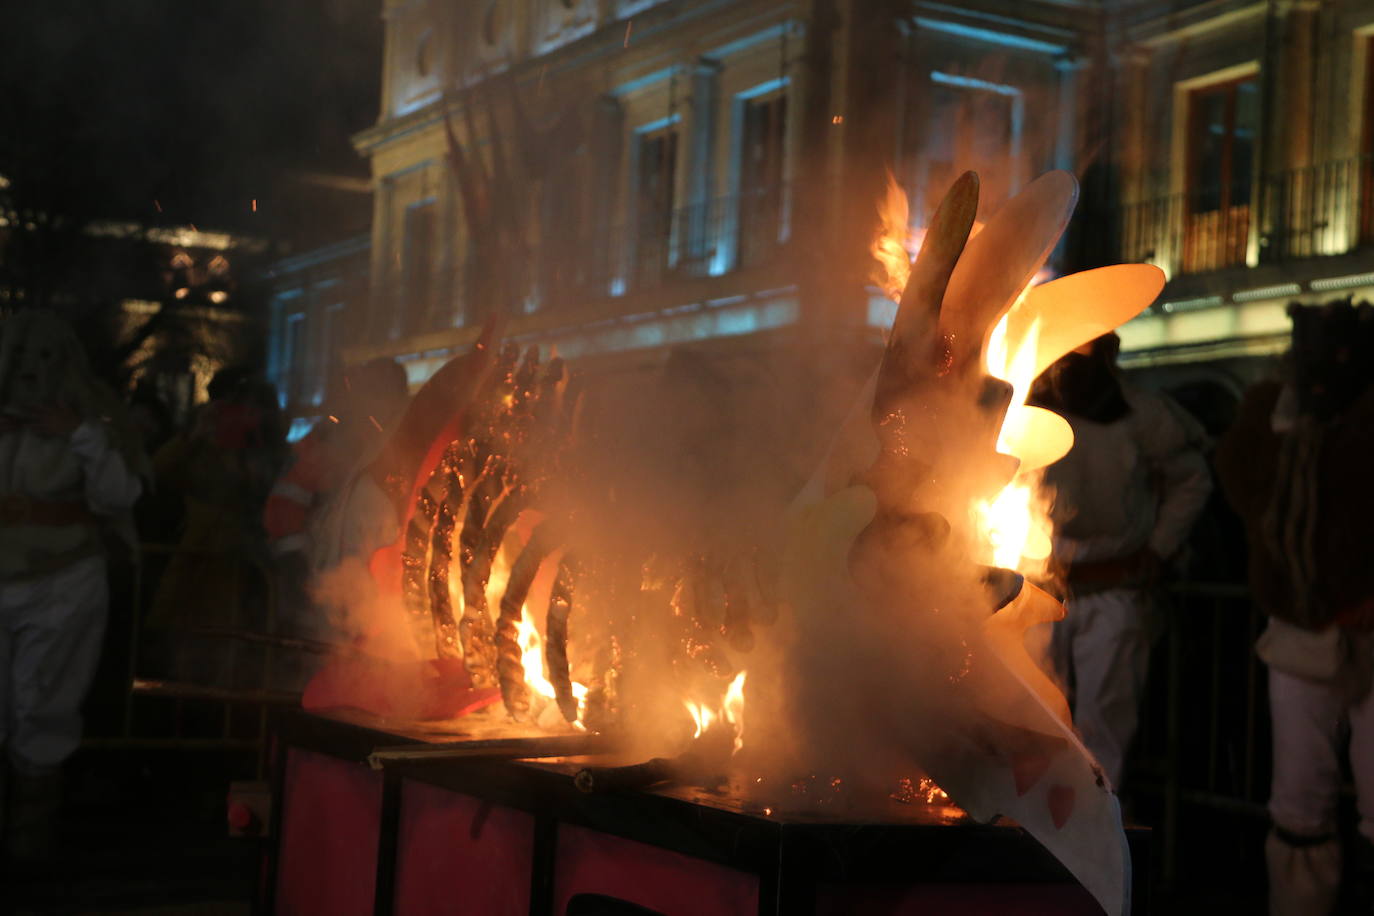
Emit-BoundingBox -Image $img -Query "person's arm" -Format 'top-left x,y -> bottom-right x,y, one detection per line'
1133,389 -> 1213,560
71,420 -> 143,516
1053,532 -> 1140,565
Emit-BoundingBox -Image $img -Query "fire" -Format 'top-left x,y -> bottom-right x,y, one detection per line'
724,671 -> 746,754
870,173 -> 984,304
684,700 -> 716,739
867,177 -> 1067,572
684,670 -> 747,753
515,606 -> 588,723
977,292 -> 1068,571
870,171 -> 918,301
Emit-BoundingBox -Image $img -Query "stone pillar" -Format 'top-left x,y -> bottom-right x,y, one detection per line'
1276,0 -> 1318,173
792,0 -> 842,337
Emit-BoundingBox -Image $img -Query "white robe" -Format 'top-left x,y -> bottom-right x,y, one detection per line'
0,421 -> 142,769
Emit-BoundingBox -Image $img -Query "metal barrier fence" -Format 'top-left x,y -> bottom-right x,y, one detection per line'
85,543 -> 306,777
92,554 -> 1288,880
1130,581 -> 1270,885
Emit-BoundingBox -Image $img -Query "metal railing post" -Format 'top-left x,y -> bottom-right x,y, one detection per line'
1163,594 -> 1182,888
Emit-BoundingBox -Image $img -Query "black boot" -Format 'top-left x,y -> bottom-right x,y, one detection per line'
6,763 -> 62,871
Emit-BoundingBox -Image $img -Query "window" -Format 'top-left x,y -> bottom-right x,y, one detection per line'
634,129 -> 678,285
1183,75 -> 1258,271
284,313 -> 305,406
909,73 -> 1022,223
402,200 -> 437,334
1187,77 -> 1258,211
738,94 -> 787,266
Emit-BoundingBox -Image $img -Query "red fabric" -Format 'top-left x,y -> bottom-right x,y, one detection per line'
553,823 -> 759,916
393,781 -> 534,916
302,655 -> 501,721
275,750 -> 382,916
814,883 -> 1102,915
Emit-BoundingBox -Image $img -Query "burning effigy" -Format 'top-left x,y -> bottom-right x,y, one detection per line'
288,169 -> 1165,915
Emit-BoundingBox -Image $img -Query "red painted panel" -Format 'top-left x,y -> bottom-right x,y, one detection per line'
815,882 -> 1102,915
276,749 -> 383,916
394,780 -> 535,916
553,823 -> 758,916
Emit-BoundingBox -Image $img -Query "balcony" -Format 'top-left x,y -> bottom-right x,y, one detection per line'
533,184 -> 790,311
1115,156 -> 1374,278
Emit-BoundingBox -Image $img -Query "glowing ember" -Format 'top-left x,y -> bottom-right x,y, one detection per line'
892,775 -> 951,805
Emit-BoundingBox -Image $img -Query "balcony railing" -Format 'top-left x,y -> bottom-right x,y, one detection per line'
535,184 -> 790,310
1116,156 -> 1374,277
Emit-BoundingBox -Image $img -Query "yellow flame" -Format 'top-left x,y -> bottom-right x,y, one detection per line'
684,670 -> 747,753
871,172 -> 915,301
977,289 -> 1064,572
516,605 -> 588,723
723,671 -> 746,754
684,700 -> 716,740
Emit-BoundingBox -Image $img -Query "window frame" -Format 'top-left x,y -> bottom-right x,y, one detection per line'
1184,73 -> 1259,215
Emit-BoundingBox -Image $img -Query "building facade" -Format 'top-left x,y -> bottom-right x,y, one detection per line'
1107,0 -> 1374,381
266,0 -> 1374,416
263,233 -> 371,435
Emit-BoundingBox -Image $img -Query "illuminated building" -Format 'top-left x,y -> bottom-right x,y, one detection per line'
266,0 -> 1374,409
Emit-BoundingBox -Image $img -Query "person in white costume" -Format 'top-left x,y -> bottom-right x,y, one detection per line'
0,310 -> 146,866
1035,333 -> 1212,790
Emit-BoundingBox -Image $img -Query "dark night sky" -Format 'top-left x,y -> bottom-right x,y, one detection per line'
0,0 -> 382,248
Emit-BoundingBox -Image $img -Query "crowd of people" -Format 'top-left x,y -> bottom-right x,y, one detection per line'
0,305 -> 1368,913
0,309 -> 410,880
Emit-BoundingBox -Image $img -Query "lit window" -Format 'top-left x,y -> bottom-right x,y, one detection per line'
1182,75 -> 1258,272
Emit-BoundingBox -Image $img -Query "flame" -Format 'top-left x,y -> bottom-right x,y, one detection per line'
683,670 -> 747,753
515,605 -> 588,724
866,178 -> 1064,572
870,172 -> 984,305
870,172 -> 917,301
723,671 -> 746,754
977,288 -> 1068,572
684,700 -> 715,739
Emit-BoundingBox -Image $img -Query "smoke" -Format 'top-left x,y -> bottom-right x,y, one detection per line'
311,556 -> 417,662
526,341 -> 871,757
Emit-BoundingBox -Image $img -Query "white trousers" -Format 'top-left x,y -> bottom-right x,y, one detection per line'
1268,665 -> 1374,842
1266,666 -> 1374,915
0,555 -> 108,770
1051,588 -> 1153,789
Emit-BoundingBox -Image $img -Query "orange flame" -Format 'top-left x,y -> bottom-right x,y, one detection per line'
516,605 -> 588,724
977,290 -> 1069,571
684,670 -> 747,754
723,671 -> 746,754
870,171 -> 917,301
684,700 -> 716,739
